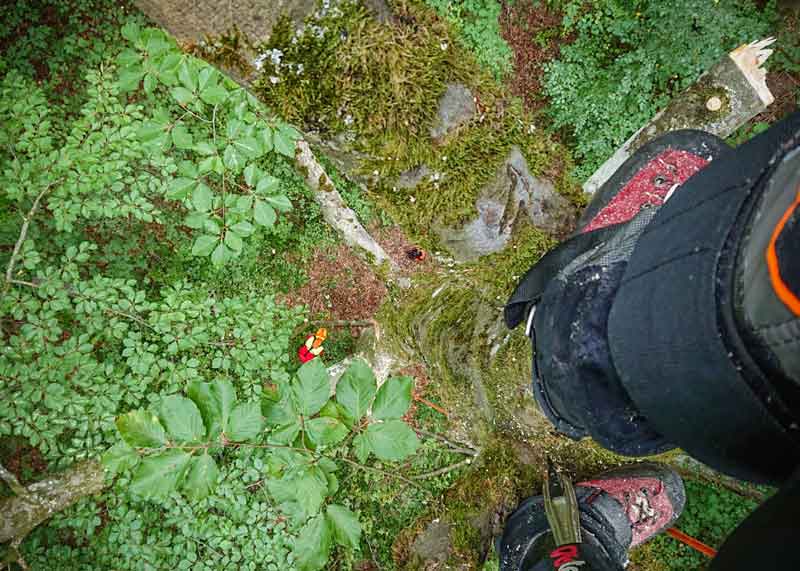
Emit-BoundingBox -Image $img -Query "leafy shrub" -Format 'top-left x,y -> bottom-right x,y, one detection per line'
543,0 -> 774,181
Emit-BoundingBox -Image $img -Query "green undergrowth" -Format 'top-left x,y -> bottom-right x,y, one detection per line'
254,0 -> 578,248
421,0 -> 513,79
543,0 -> 776,182
630,479 -> 764,571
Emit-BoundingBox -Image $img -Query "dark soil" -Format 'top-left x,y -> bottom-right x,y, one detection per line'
1,437 -> 48,486
371,224 -> 433,275
499,1 -> 571,113
754,69 -> 800,124
281,243 -> 387,322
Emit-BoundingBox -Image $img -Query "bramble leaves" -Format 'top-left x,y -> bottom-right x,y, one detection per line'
364,420 -> 420,461
130,450 -> 192,498
159,396 -> 206,442
335,359 -> 376,421
326,504 -> 362,549
116,410 -> 167,448
295,516 -> 332,571
372,376 -> 413,420
293,359 -> 330,417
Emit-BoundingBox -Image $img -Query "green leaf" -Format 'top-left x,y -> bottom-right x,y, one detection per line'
326,504 -> 362,549
235,137 -> 263,159
194,141 -> 217,155
365,420 -> 419,461
243,164 -> 261,187
224,230 -> 243,252
191,234 -> 218,256
336,359 -> 376,422
171,124 -> 193,149
211,379 -> 237,431
265,194 -> 293,213
261,126 -> 274,153
121,22 -> 141,43
118,68 -> 144,91
211,242 -> 231,266
130,450 -> 192,498
182,453 -> 219,500
137,121 -> 166,143
293,359 -> 330,417
227,401 -> 263,441
295,516 -> 332,571
223,144 -> 244,172
166,177 -> 196,200
230,221 -> 254,237
255,175 -> 280,195
170,86 -> 195,105
116,410 -> 167,448
143,73 -> 157,94
187,380 -> 222,439
253,200 -> 276,227
306,417 -> 348,447
178,59 -> 198,91
102,442 -> 140,475
274,124 -> 299,157
198,155 -> 223,175
159,395 -> 206,442
185,211 -> 207,229
353,432 -> 370,463
270,420 -> 301,444
192,184 -> 213,212
372,376 -> 414,420
200,84 -> 228,105
262,389 -> 298,426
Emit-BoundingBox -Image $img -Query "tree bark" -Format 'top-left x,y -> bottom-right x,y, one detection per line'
0,460 -> 106,545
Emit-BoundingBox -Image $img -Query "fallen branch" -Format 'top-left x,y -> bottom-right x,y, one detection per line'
4,185 -> 52,295
294,140 -> 402,280
412,458 -> 472,480
0,460 -> 106,545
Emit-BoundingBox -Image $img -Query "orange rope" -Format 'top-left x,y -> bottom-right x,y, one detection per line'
414,395 -> 449,417
667,527 -> 717,558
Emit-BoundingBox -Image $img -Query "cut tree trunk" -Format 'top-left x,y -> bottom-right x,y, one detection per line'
584,38 -> 776,194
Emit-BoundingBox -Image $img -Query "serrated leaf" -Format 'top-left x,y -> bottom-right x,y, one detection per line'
353,432 -> 370,463
261,126 -> 274,153
243,164 -> 261,187
235,137 -> 262,159
372,376 -> 413,420
211,242 -> 231,266
365,420 -> 419,461
293,359 -> 330,417
121,22 -> 141,43
296,516 -> 332,571
265,194 -> 292,212
227,401 -> 263,441
230,221 -> 254,237
178,59 -> 197,91
182,453 -> 219,500
130,450 -> 191,498
187,380 -> 222,439
102,441 -> 140,475
194,141 -> 217,155
170,86 -> 194,105
159,395 -> 206,442
274,124 -> 299,157
166,177 -> 196,200
326,505 -> 362,549
192,183 -> 213,212
171,124 -> 193,149
224,230 -> 243,252
200,84 -> 228,105
185,211 -> 207,229
253,200 -> 276,227
137,121 -> 166,143
210,379 -> 237,431
116,410 -> 167,448
336,359 -> 376,422
118,68 -> 145,92
143,73 -> 157,94
223,144 -> 244,172
306,417 -> 348,447
255,175 -> 280,195
191,235 -> 218,256
270,420 -> 301,444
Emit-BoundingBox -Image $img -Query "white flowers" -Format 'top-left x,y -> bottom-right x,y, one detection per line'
440,41 -> 448,51
254,48 -> 284,72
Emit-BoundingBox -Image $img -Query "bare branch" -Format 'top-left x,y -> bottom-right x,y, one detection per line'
4,184 -> 52,293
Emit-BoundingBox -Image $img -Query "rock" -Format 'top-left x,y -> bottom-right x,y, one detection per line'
430,83 -> 476,141
410,520 -> 453,566
364,0 -> 393,23
435,146 -> 570,261
134,0 -> 317,45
